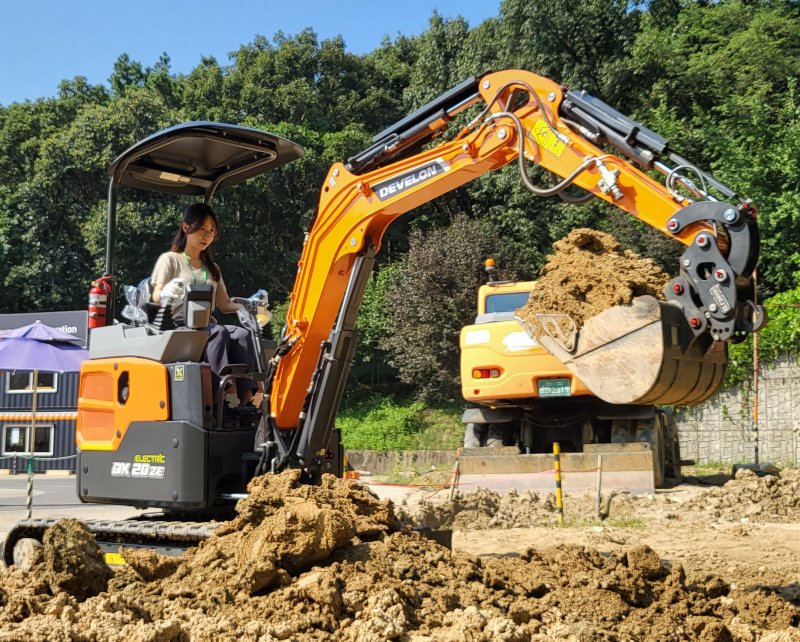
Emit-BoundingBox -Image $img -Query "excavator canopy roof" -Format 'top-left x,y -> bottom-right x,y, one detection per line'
107,121 -> 304,198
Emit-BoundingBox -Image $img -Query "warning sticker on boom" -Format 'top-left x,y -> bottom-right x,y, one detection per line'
531,119 -> 566,158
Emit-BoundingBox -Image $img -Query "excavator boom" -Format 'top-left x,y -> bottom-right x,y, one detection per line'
264,69 -> 763,474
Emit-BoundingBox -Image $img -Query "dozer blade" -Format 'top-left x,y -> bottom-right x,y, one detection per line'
458,444 -> 655,494
531,296 -> 727,406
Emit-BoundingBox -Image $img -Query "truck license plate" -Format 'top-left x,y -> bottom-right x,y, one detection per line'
538,378 -> 571,397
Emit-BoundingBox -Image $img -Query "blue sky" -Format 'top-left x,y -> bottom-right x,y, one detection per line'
0,0 -> 501,106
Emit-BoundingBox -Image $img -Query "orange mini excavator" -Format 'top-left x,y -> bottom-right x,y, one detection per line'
3,69 -> 764,563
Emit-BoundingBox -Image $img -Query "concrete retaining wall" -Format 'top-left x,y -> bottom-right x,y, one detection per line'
675,352 -> 800,466
345,449 -> 455,476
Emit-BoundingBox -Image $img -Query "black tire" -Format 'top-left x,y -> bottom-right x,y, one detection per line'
661,412 -> 682,484
463,423 -> 482,449
485,424 -> 505,448
652,417 -> 666,489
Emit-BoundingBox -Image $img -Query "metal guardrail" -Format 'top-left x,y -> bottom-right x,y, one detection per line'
0,454 -> 78,519
0,454 -> 77,474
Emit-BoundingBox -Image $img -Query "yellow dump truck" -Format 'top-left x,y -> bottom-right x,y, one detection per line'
459,265 -> 682,490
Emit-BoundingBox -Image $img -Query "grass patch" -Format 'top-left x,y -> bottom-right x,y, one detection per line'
681,460 -> 740,486
411,407 -> 463,450
606,516 -> 648,529
682,461 -> 732,476
337,394 -> 463,451
561,516 -> 648,529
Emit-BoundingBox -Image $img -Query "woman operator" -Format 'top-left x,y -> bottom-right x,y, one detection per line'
151,202 -> 258,405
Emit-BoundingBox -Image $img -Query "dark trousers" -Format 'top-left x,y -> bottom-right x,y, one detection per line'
204,323 -> 258,397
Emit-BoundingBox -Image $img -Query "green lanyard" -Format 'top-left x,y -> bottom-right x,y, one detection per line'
183,252 -> 207,284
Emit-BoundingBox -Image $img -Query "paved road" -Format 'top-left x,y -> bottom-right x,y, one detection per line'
0,474 -> 142,543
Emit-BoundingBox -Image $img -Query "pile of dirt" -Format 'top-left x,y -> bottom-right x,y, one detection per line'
517,228 -> 670,338
397,467 -> 800,530
679,468 -> 800,523
42,519 -> 113,600
397,487 -> 641,530
1,472 -> 799,641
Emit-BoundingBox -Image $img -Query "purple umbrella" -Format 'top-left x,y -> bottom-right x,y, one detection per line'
0,321 -> 89,517
2,322 -> 82,343
0,338 -> 88,373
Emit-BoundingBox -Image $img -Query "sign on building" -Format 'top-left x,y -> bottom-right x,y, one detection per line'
0,311 -> 89,346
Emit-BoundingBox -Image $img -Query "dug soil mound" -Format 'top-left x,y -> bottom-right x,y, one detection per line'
680,467 -> 800,523
1,471 -> 799,641
42,519 -> 113,600
396,486 -> 642,531
397,468 -> 800,530
517,228 -> 670,338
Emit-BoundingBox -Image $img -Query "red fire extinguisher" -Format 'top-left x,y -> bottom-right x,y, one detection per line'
88,275 -> 113,329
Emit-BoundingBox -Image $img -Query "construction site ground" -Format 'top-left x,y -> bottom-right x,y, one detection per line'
395,467 -> 800,601
1,465 -> 799,641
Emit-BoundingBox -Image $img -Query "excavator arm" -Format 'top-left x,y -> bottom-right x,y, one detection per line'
262,69 -> 763,476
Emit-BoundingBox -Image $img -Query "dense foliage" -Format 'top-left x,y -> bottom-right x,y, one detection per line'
726,285 -> 800,385
336,396 -> 463,451
2,0 -> 799,415
383,214 -> 525,402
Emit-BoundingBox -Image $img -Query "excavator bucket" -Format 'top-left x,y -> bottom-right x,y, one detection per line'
528,296 -> 727,406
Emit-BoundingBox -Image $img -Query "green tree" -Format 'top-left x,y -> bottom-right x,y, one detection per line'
346,266 -> 399,391
109,54 -> 147,96
497,0 -> 641,100
145,53 -> 184,109
3,88 -> 177,311
726,286 -> 800,386
629,0 -> 800,295
384,215 -> 519,402
182,56 -> 228,122
404,13 -> 471,107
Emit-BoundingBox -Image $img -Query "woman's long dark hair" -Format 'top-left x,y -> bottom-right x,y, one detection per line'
170,203 -> 222,281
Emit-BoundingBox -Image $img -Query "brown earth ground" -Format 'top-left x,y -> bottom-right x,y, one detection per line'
402,467 -> 800,612
1,468 -> 799,642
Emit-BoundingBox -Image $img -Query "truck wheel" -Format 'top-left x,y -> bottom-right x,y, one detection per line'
485,425 -> 505,448
661,412 -> 682,484
463,423 -> 482,449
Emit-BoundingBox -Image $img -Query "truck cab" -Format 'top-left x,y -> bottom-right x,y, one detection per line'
460,278 -> 592,409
